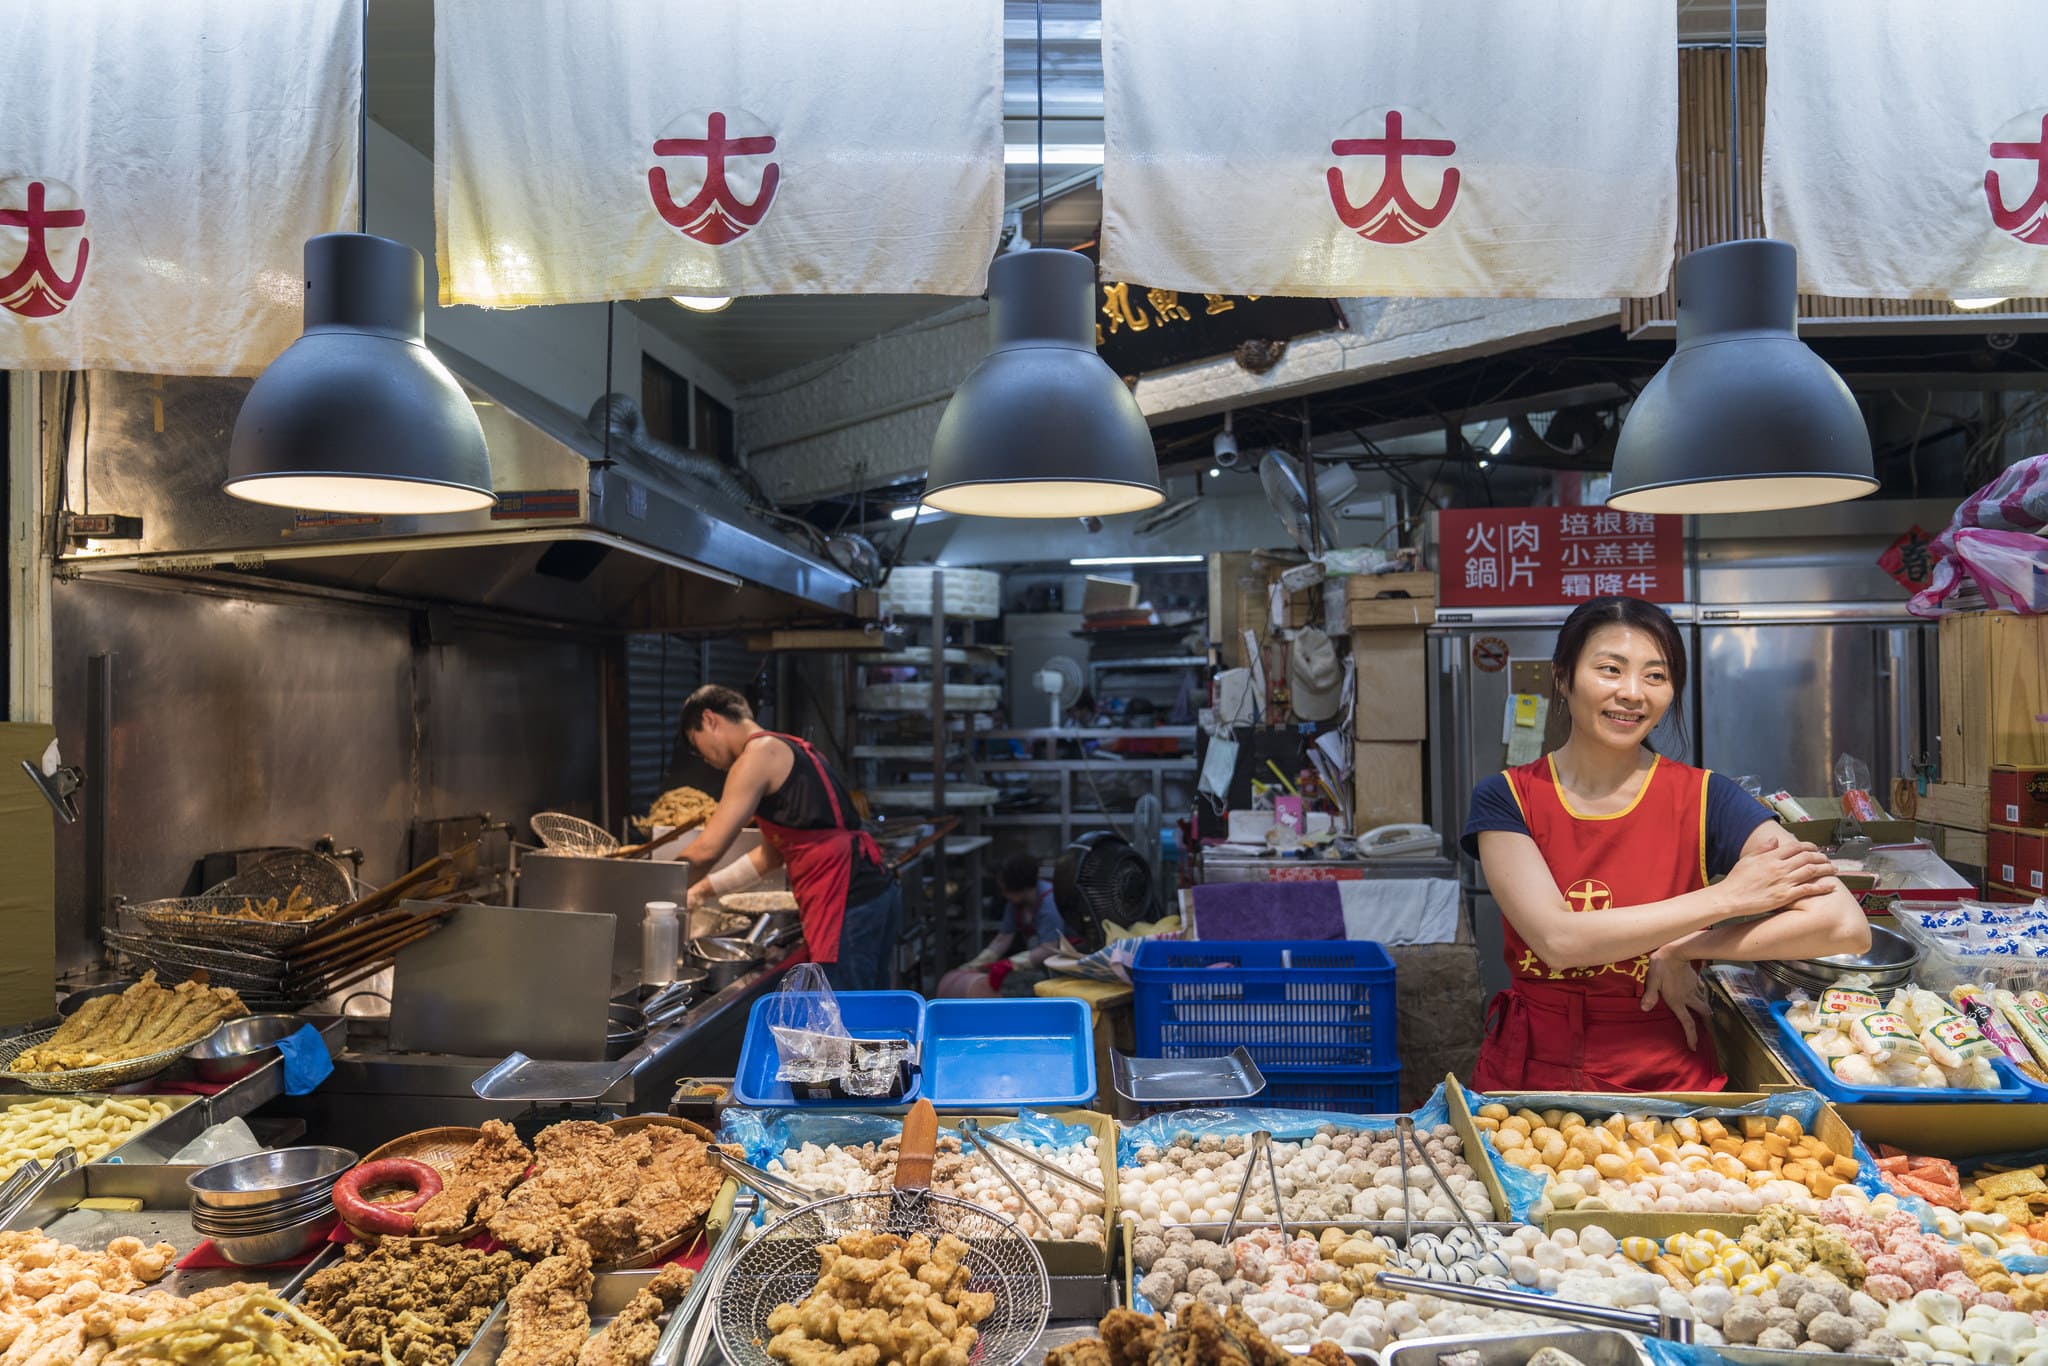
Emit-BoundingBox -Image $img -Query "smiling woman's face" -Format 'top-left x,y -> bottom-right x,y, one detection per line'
1561,622 -> 1674,749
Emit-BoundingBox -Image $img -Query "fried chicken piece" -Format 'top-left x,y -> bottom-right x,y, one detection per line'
412,1119 -> 532,1238
1046,1340 -> 1117,1366
572,1264 -> 693,1366
571,1207 -> 642,1266
1222,1307 -> 1290,1366
499,1238 -> 594,1366
1303,1343 -> 1351,1366
1098,1309 -> 1163,1366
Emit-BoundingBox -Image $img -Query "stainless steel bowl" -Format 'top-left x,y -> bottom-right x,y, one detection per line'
186,1014 -> 306,1082
57,979 -> 136,1017
188,1185 -> 336,1229
1758,924 -> 1922,1000
194,1203 -> 336,1266
187,1145 -> 357,1210
688,935 -> 768,991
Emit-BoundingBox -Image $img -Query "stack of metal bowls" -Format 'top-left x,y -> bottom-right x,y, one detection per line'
186,1146 -> 356,1266
1757,924 -> 1923,1001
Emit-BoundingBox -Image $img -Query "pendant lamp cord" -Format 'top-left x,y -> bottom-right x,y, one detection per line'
603,300 -> 615,470
1728,0 -> 1739,241
1035,0 -> 1045,245
359,0 -> 368,234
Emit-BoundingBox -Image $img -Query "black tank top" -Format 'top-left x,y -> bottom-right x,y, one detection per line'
756,736 -> 891,903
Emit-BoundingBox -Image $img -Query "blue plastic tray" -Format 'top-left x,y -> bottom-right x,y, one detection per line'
1768,1001 -> 2033,1103
921,998 -> 1095,1108
732,990 -> 925,1109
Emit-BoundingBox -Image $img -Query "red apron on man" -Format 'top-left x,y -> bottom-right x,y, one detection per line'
742,730 -> 885,967
1470,755 -> 1726,1093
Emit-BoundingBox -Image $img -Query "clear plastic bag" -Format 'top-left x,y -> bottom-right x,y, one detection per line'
1834,751 -> 1883,823
766,963 -> 852,1085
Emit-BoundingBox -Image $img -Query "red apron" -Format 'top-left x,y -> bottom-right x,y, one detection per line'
744,731 -> 884,966
1471,754 -> 1726,1094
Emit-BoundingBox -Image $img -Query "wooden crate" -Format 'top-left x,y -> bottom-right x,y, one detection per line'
1345,571 -> 1437,630
1926,782 -> 1990,831
1352,630 -> 1427,741
1355,740 -> 1424,828
1940,611 -> 2048,783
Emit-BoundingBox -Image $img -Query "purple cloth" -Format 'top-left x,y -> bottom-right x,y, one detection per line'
1190,881 -> 1344,940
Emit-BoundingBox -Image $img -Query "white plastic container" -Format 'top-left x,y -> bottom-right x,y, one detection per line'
641,900 -> 681,986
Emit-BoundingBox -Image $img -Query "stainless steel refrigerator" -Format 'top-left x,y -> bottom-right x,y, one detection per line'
1426,500 -> 1951,1000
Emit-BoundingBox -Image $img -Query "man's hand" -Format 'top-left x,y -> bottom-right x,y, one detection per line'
1641,950 -> 1709,1050
686,879 -> 713,909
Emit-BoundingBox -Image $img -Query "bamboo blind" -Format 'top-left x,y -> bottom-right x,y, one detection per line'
1620,48 -> 2047,335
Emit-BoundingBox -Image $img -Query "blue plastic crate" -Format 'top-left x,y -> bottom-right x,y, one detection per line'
1245,1063 -> 1403,1114
922,998 -> 1096,1108
1130,939 -> 1397,1069
733,990 -> 925,1109
1768,1001 -> 2034,1103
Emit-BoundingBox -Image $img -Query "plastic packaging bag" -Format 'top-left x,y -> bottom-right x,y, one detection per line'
1834,752 -> 1883,823
765,963 -> 852,1085
1956,453 -> 2048,534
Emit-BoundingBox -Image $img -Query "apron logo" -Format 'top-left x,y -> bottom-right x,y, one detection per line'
1986,110 -> 2048,245
1565,878 -> 1614,913
1327,109 -> 1459,245
0,177 -> 89,318
648,110 -> 780,246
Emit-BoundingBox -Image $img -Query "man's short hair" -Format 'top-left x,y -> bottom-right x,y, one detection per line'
998,853 -> 1040,894
678,684 -> 751,741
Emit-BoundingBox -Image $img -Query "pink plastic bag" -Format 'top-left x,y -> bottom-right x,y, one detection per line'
1910,528 -> 2048,616
1955,454 -> 2048,533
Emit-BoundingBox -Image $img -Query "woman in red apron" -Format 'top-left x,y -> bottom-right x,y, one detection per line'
676,686 -> 900,991
1463,597 -> 1870,1093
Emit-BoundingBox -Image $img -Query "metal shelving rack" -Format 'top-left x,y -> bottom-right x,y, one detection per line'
974,725 -> 1199,848
848,572 -> 999,990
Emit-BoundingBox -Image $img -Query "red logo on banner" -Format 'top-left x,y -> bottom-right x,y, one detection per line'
648,112 -> 780,246
0,178 -> 89,318
1327,110 -> 1459,245
1986,111 -> 2048,246
1438,507 -> 1685,608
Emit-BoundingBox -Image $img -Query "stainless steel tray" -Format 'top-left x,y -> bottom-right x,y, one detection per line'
1382,1328 -> 1653,1366
458,1270 -> 679,1363
470,1051 -> 636,1103
1110,1046 -> 1266,1104
0,1093 -> 205,1180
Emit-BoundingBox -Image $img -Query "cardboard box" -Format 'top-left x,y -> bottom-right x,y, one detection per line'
1988,883 -> 2034,904
1829,1096 -> 2048,1159
1989,827 -> 2020,888
1940,611 -> 2048,783
1345,570 -> 1436,630
2018,830 -> 2048,895
1780,795 -> 1917,848
1352,630 -> 1427,741
1991,766 -> 2048,830
1927,782 -> 1991,831
1355,740 -> 1424,828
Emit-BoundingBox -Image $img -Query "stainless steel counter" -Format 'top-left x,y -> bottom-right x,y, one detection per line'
270,949 -> 800,1150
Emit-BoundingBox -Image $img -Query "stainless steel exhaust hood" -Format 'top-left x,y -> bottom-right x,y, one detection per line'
55,355 -> 868,631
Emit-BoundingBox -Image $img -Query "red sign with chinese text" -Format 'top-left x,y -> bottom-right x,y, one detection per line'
1438,507 -> 1684,607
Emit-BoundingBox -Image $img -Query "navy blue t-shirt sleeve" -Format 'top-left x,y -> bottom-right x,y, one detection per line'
1705,771 -> 1775,878
1460,773 -> 1529,859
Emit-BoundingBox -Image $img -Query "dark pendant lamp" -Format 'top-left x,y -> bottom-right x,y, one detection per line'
224,1 -> 491,515
922,0 -> 1163,519
1607,1 -> 1875,515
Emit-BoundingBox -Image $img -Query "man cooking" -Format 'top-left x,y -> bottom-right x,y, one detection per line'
677,685 -> 900,990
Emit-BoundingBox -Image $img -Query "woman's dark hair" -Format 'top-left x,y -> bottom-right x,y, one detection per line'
1551,596 -> 1688,748
997,853 -> 1041,893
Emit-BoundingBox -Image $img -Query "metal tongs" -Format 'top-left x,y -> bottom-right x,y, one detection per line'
1394,1114 -> 1486,1244
0,1147 -> 76,1229
709,1147 -> 819,1214
650,1191 -> 758,1366
1374,1270 -> 1696,1344
954,1117 -> 1105,1233
1222,1131 -> 1291,1242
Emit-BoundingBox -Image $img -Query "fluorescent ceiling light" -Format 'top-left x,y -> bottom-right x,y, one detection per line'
1069,554 -> 1203,566
1208,467 -> 1222,478
890,503 -> 935,522
672,294 -> 732,312
1003,144 -> 1105,166
1489,426 -> 1513,455
1952,296 -> 2010,311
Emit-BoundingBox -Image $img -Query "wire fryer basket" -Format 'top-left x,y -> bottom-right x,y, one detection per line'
713,1190 -> 1049,1366
204,850 -> 358,905
0,1026 -> 198,1093
531,812 -> 619,855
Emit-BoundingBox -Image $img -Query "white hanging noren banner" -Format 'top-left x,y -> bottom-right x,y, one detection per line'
436,0 -> 1004,307
1100,0 -> 1676,299
0,0 -> 358,376
1765,0 -> 2048,301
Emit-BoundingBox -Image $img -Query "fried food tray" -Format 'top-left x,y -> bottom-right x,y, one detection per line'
454,1270 -> 680,1364
0,1027 -> 200,1093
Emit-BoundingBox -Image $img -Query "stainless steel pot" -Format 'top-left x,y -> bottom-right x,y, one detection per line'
1757,924 -> 1922,1001
688,935 -> 767,992
606,1004 -> 648,1061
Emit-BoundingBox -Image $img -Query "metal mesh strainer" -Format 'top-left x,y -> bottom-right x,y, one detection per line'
713,1102 -> 1049,1366
205,850 -> 358,906
531,812 -> 619,855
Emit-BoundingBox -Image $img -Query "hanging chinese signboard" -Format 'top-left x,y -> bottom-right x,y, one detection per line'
1089,274 -> 1344,380
1438,507 -> 1685,608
